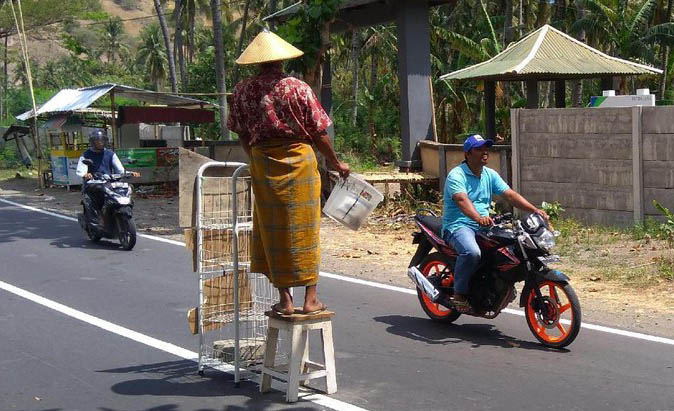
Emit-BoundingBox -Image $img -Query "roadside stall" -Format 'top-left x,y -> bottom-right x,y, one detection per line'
16,84 -> 216,187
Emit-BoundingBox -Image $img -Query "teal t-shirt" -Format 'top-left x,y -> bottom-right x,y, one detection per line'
442,162 -> 510,236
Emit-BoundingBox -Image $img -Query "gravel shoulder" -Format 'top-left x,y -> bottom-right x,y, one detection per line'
2,176 -> 673,339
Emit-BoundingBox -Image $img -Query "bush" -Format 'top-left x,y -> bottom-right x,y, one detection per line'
541,201 -> 565,220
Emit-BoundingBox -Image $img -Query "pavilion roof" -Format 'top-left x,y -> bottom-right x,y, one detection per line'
440,25 -> 662,82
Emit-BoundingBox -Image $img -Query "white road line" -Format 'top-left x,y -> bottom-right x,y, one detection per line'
2,195 -> 674,349
0,279 -> 367,411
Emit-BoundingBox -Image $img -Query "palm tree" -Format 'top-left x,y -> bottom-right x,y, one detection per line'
572,0 -> 674,93
136,23 -> 169,91
153,0 -> 178,92
100,17 -> 128,65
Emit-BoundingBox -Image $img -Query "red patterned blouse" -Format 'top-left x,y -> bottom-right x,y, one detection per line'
227,67 -> 332,146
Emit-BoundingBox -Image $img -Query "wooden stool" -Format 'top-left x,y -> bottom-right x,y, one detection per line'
259,309 -> 337,403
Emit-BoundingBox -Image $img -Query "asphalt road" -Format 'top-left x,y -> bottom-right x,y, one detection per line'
1,197 -> 673,411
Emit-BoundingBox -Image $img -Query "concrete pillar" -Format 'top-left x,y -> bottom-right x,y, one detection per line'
555,79 -> 566,108
485,80 -> 496,140
395,0 -> 432,169
526,79 -> 538,109
632,106 -> 643,223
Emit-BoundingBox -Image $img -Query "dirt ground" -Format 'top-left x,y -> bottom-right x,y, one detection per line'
2,175 -> 673,339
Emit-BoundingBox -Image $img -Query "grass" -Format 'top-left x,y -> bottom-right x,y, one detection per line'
552,217 -> 674,285
0,167 -> 37,181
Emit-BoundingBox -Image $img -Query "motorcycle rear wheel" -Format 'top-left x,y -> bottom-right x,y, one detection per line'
525,281 -> 581,348
117,215 -> 137,251
417,252 -> 461,323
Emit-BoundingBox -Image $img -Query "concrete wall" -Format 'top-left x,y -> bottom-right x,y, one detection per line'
512,107 -> 674,226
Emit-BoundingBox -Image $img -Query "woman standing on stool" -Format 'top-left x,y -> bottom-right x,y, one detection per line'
227,30 -> 349,316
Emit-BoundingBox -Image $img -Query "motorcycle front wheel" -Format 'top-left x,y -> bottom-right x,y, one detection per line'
117,215 -> 137,251
525,281 -> 581,348
416,252 -> 461,323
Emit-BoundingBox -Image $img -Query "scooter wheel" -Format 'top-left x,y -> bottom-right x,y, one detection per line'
117,215 -> 137,251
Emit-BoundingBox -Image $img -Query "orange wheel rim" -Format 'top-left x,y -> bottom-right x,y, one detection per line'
526,281 -> 574,343
421,261 -> 455,317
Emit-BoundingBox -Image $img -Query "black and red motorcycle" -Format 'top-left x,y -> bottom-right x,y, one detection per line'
408,210 -> 581,348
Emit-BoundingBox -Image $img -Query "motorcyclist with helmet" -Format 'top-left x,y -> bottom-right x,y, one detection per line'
75,129 -> 139,225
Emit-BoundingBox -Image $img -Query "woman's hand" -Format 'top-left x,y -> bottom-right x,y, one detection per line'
334,161 -> 350,179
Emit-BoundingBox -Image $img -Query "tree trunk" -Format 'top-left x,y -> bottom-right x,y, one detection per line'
233,0 -> 251,85
153,0 -> 178,93
659,0 -> 674,100
571,5 -> 585,107
504,0 -> 514,44
268,0 -> 278,30
369,43 -> 377,148
535,0 -> 550,28
174,0 -> 187,91
350,29 -> 360,127
211,0 -> 230,140
188,2 -> 195,64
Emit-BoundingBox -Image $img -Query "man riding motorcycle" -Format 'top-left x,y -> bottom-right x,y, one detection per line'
443,134 -> 548,313
75,130 -> 139,225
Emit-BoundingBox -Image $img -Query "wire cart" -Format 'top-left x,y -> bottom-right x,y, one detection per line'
194,161 -> 278,383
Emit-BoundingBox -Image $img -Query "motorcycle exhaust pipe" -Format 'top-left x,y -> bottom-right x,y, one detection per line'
408,266 -> 441,302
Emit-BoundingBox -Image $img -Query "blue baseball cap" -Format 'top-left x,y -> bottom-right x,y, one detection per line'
463,134 -> 494,152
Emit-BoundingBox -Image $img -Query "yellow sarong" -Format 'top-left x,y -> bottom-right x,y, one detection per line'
250,140 -> 321,288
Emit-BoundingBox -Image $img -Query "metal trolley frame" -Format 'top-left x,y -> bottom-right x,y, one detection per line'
194,161 -> 278,383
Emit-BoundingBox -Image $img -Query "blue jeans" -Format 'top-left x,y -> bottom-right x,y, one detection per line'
444,226 -> 481,295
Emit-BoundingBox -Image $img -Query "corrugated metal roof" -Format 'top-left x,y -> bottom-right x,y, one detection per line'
16,84 -> 213,121
440,25 -> 662,81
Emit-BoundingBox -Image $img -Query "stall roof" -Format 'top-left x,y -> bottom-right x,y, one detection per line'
440,25 -> 662,81
16,84 -> 215,121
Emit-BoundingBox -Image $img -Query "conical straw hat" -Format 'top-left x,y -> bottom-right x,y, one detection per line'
235,30 -> 304,65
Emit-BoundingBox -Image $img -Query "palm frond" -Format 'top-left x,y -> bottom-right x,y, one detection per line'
445,31 -> 490,61
629,0 -> 657,34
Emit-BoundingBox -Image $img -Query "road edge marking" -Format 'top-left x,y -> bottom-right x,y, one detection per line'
2,196 -> 673,347
0,278 -> 368,411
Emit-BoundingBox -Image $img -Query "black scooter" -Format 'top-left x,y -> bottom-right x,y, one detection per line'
77,159 -> 137,250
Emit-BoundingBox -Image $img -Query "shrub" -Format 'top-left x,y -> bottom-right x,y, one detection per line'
541,201 -> 565,220
653,200 -> 674,248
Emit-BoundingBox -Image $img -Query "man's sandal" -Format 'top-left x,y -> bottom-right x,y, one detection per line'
450,298 -> 472,314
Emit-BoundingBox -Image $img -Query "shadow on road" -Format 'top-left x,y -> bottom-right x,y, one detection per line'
98,360 -> 318,410
0,203 -> 129,251
374,314 -> 568,352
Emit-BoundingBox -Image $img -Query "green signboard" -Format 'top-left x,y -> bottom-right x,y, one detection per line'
116,148 -> 157,168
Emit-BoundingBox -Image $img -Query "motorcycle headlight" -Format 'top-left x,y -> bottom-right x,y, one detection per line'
534,228 -> 556,252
